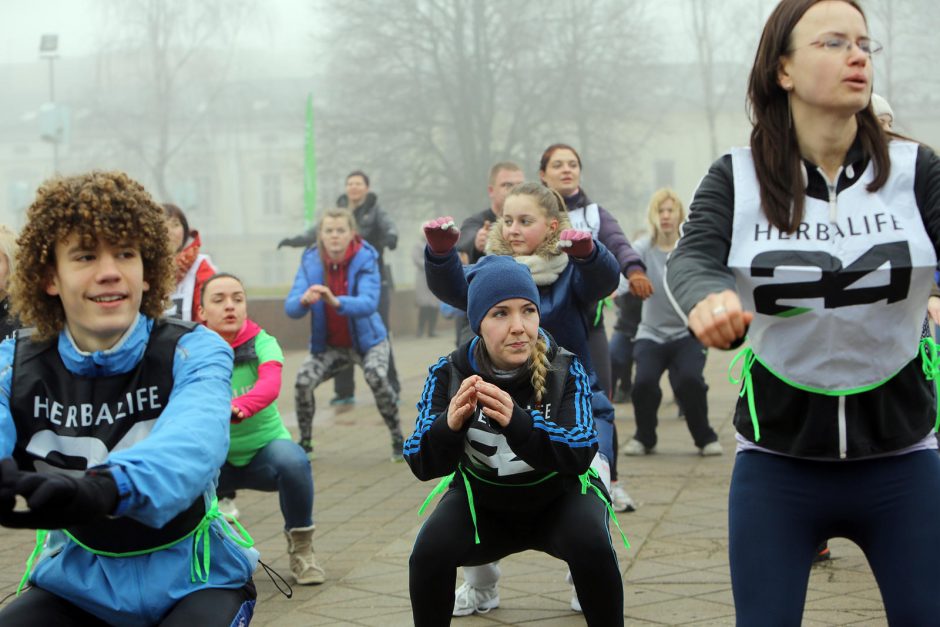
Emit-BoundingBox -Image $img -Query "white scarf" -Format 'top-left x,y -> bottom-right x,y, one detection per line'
513,253 -> 569,286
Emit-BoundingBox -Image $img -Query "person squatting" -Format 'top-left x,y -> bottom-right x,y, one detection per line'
0,171 -> 258,627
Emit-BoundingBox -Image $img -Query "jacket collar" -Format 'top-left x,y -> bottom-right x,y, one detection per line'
59,314 -> 151,376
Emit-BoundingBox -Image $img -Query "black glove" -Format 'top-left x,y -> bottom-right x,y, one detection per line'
0,458 -> 16,515
0,468 -> 119,530
277,238 -> 289,249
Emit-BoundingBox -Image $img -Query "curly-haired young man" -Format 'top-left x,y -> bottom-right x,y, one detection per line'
0,171 -> 258,626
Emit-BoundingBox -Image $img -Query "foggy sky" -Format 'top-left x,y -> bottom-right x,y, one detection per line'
0,0 -> 310,66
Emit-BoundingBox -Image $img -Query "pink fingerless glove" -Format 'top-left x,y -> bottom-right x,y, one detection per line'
558,229 -> 595,258
423,216 -> 459,255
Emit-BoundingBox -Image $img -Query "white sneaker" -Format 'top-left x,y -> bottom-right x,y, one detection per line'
700,441 -> 724,457
218,497 -> 239,519
609,481 -> 637,513
623,439 -> 653,456
565,571 -> 582,613
452,581 -> 499,616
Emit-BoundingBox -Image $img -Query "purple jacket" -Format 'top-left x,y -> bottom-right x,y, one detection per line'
564,189 -> 646,277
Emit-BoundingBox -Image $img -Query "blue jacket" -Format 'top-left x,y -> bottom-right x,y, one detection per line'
285,240 -> 388,354
0,315 -> 258,626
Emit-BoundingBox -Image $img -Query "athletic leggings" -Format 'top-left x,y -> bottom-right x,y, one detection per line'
334,280 -> 400,396
0,581 -> 256,626
294,339 -> 402,447
409,481 -> 623,626
729,449 -> 940,626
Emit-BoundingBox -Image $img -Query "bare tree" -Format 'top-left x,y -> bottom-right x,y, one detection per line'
90,0 -> 256,201
313,0 -> 654,220
865,0 -> 940,116
686,0 -> 773,161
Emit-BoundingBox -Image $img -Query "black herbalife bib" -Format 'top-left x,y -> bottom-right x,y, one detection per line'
10,319 -> 207,553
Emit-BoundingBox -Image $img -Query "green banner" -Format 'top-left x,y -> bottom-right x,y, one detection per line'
304,93 -> 317,229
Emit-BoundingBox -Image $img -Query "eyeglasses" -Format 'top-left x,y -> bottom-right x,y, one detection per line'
792,34 -> 883,56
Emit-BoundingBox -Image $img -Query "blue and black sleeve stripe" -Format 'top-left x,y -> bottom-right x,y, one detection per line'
403,357 -> 449,457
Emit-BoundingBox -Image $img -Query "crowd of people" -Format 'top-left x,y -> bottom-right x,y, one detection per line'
1,0 -> 938,624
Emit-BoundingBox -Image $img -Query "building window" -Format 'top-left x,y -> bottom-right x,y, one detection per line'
262,174 -> 281,216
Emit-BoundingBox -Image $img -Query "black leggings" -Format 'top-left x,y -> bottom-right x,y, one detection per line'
0,581 -> 256,626
409,483 -> 623,626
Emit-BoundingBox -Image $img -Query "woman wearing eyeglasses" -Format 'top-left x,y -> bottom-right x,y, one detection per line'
665,0 -> 940,624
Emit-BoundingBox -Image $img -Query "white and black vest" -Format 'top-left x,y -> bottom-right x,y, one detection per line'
566,203 -> 601,237
728,142 -> 936,392
10,319 -> 206,552
165,254 -> 211,321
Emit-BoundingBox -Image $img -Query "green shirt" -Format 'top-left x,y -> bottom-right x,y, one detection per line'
227,329 -> 291,466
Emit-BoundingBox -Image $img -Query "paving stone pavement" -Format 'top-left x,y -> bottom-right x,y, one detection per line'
0,332 -> 890,625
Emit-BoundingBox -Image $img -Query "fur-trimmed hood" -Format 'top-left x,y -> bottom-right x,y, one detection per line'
484,211 -> 572,259
484,212 -> 573,286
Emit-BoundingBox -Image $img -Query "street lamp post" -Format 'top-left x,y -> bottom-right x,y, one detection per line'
39,34 -> 60,172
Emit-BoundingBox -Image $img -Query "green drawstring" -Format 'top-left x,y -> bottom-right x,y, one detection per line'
419,468 -> 629,550
920,337 -> 940,432
417,470 -> 480,544
418,472 -> 455,516
15,498 -> 256,590
593,297 -> 613,327
16,529 -> 48,595
459,471 -> 480,545
578,468 -> 630,550
729,347 -> 760,442
191,497 -> 255,583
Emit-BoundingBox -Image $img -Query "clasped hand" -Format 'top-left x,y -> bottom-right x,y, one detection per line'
447,375 -> 515,431
300,284 -> 339,308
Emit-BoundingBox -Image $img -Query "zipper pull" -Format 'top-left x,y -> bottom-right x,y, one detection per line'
817,166 -> 843,223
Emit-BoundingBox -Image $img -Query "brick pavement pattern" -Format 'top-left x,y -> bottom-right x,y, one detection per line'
0,334 -> 890,625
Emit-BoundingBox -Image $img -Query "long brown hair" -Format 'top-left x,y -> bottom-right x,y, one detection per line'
747,0 -> 888,233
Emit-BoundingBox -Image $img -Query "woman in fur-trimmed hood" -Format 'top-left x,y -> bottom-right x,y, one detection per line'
483,192 -> 572,285
423,181 -> 620,453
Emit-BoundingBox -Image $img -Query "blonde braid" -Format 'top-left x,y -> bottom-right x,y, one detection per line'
529,334 -> 551,403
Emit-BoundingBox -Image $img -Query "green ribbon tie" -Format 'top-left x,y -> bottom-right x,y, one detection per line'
418,472 -> 454,516
417,470 -> 480,544
920,337 -> 940,432
594,297 -> 613,327
16,529 -> 48,596
578,468 -> 630,550
729,347 -> 760,442
191,497 -> 255,583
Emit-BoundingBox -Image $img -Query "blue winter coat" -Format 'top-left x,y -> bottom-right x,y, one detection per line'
0,315 -> 258,626
285,240 -> 388,354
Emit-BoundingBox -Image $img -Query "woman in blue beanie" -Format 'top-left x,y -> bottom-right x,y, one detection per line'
422,182 -> 625,616
405,255 -> 624,626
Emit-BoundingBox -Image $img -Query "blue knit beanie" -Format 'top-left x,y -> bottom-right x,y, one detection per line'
466,255 -> 540,335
